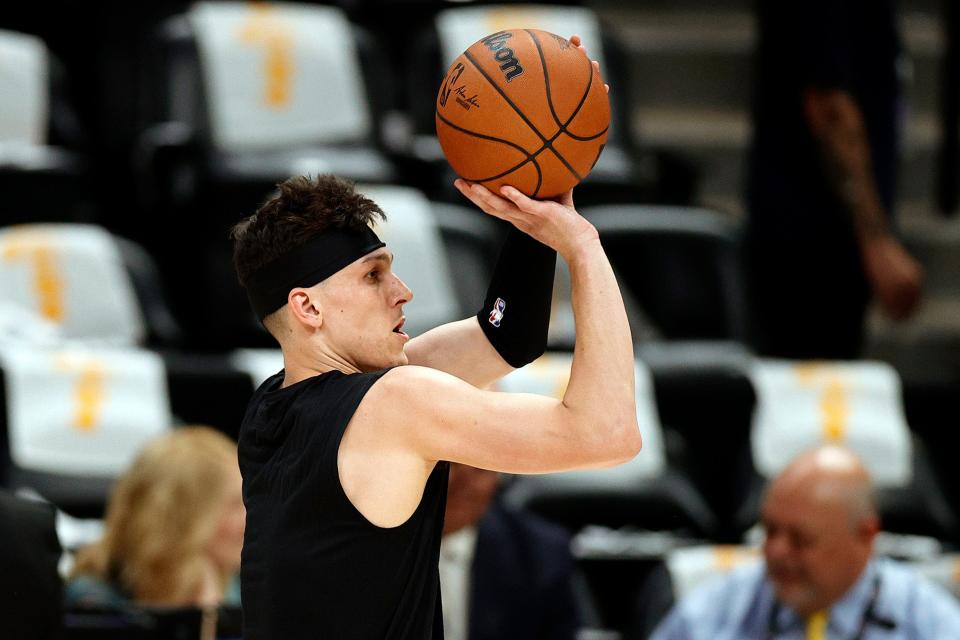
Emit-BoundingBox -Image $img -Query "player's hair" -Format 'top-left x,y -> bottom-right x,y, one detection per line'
69,427 -> 239,606
231,174 -> 385,287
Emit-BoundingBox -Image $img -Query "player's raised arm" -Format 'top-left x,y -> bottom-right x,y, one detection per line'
358,182 -> 640,475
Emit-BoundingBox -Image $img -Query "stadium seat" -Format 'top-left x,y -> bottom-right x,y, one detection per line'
137,0 -> 397,223
231,347 -> 283,390
0,28 -> 92,226
162,350 -> 253,441
399,2 -> 647,204
742,359 -> 960,542
499,352 -> 717,538
665,544 -> 759,600
0,490 -> 63,640
638,341 -> 758,542
506,228 -> 754,540
0,224 -> 147,347
549,251 -> 667,351
902,378 -> 960,545
582,204 -> 749,342
0,223 -> 183,349
136,1 -> 402,348
628,544 -> 759,638
0,345 -> 172,517
568,525 -> 714,636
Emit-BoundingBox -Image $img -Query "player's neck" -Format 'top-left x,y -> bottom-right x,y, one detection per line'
281,340 -> 361,387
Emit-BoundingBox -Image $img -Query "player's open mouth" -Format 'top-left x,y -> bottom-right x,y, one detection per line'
393,318 -> 408,339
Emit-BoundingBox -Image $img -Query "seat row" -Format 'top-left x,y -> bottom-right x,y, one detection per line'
2,190 -> 959,537
0,1 -> 665,231
2,335 -> 958,544
0,185 -> 747,349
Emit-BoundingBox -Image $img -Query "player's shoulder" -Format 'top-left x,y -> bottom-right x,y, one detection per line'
361,365 -> 479,427
372,364 -> 467,397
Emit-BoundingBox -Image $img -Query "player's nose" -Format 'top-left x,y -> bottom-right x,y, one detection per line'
393,274 -> 413,305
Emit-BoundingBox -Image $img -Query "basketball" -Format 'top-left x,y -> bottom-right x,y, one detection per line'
436,29 -> 610,199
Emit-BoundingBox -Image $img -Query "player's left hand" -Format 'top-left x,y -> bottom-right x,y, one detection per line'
569,34 -> 609,94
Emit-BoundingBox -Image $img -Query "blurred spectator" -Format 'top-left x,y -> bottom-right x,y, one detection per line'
651,445 -> 960,639
746,0 -> 923,360
440,463 -> 581,640
65,426 -> 244,613
0,490 -> 63,640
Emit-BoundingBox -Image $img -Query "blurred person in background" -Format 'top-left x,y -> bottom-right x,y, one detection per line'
651,445 -> 960,639
440,463 -> 581,640
65,426 -> 244,617
746,0 -> 923,360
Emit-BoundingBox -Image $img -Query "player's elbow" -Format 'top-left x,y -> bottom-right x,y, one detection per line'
591,414 -> 642,465
612,417 -> 643,462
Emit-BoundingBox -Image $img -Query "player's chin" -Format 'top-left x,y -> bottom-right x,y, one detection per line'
388,345 -> 410,368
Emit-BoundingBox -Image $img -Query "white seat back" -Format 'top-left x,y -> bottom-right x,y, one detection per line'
435,4 -> 605,68
0,224 -> 145,346
0,29 -> 48,146
497,352 -> 665,490
189,1 -> 371,152
0,345 -> 171,476
666,545 -> 760,599
231,347 -> 284,389
362,185 -> 460,337
749,359 -> 912,487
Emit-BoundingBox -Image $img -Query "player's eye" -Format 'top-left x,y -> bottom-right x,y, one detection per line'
366,270 -> 380,281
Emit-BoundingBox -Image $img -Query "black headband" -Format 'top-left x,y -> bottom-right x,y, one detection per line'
245,226 -> 385,320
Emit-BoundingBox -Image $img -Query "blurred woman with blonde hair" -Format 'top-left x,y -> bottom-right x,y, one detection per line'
66,426 -> 245,611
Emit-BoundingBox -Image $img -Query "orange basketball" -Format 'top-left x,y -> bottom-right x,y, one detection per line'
436,29 -> 610,199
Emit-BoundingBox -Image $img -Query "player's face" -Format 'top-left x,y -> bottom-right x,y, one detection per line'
319,248 -> 413,372
761,487 -> 870,616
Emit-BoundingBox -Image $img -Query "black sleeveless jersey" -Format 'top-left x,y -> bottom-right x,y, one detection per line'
238,369 -> 448,639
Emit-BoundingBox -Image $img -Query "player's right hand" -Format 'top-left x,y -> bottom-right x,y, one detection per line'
454,180 -> 599,260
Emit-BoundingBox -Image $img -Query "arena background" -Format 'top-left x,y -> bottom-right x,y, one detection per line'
1,0 -> 959,638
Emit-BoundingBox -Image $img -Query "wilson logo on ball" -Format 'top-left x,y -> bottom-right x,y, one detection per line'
481,31 -> 524,82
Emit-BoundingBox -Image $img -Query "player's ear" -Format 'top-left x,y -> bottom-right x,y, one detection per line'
288,288 -> 323,329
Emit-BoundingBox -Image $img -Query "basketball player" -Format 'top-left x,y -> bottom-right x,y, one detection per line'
231,171 -> 639,638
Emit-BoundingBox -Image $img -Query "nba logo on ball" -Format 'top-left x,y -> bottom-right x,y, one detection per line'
436,28 -> 610,199
489,298 -> 506,328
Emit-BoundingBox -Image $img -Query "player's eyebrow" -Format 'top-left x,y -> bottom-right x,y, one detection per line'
362,250 -> 394,266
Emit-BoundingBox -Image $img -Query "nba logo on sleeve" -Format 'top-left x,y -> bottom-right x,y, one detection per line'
488,298 -> 506,328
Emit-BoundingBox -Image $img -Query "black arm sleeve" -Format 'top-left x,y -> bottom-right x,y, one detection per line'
476,227 -> 557,368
